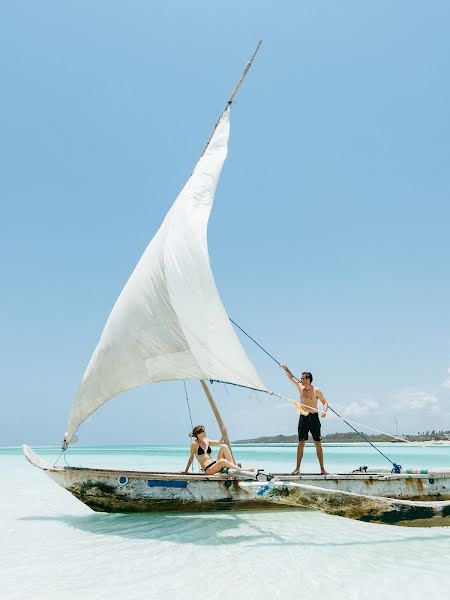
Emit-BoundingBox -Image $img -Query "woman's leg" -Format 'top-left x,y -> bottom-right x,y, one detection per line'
205,458 -> 255,475
217,444 -> 233,462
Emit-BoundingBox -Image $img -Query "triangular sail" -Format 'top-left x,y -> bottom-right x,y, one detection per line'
65,107 -> 267,443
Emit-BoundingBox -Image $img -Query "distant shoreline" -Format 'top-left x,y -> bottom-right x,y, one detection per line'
2,441 -> 450,451
232,441 -> 450,446
233,432 -> 450,445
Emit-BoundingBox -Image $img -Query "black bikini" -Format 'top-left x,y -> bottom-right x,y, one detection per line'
197,442 -> 214,473
197,443 -> 212,456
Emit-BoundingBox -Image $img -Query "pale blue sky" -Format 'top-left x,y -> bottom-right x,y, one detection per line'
1,1 -> 449,446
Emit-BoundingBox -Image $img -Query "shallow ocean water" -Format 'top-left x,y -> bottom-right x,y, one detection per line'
2,444 -> 450,600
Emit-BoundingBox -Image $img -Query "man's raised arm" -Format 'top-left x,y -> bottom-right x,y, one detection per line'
280,364 -> 302,388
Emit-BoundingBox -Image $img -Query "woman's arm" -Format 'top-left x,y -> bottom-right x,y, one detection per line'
210,425 -> 227,446
182,444 -> 196,473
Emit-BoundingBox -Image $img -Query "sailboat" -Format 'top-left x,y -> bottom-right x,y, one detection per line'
24,45 -> 450,525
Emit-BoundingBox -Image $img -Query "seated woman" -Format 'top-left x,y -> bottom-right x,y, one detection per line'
182,424 -> 255,475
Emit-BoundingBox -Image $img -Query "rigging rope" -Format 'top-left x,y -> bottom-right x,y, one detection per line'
183,381 -> 194,473
53,448 -> 72,467
229,317 -> 402,472
183,381 -> 194,431
53,450 -> 64,467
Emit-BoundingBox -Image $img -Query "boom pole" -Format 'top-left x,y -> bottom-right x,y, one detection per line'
199,41 -> 262,159
200,380 -> 236,464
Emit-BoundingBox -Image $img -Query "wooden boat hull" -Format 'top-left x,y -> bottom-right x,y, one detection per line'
238,481 -> 450,526
23,446 -> 450,522
23,446 -> 269,512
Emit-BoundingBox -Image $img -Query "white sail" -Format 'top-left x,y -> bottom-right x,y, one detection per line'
65,107 -> 267,442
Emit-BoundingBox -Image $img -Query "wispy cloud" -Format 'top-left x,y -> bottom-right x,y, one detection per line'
341,399 -> 381,419
394,388 -> 440,415
335,388 -> 442,424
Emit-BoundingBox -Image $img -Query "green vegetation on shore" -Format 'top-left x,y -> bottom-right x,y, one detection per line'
234,430 -> 450,444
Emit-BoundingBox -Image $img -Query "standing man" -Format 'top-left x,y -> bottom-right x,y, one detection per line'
281,365 -> 328,475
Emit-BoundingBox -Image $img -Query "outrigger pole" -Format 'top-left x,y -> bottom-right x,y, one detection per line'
198,42 -> 262,463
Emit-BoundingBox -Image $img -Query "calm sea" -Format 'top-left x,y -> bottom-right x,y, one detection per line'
2,444 -> 450,600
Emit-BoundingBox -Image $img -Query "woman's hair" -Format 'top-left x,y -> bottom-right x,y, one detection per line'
189,425 -> 205,439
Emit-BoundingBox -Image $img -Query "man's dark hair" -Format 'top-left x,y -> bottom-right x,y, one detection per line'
302,371 -> 313,383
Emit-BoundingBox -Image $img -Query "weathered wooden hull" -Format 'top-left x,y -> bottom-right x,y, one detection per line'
238,481 -> 450,526
23,445 -> 269,512
23,445 -> 450,523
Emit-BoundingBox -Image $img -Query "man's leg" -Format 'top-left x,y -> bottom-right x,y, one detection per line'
314,441 -> 328,475
292,441 -> 305,475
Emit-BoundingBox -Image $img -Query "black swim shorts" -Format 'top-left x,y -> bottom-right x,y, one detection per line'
298,413 -> 321,442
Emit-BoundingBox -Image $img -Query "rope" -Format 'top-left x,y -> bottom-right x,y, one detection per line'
229,318 -> 281,366
183,381 -> 195,473
229,317 -> 401,471
53,449 -> 72,467
210,379 -> 267,394
325,417 -> 411,444
183,381 -> 194,430
53,450 -> 64,467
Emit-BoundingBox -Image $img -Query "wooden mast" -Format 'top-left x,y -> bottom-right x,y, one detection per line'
198,43 -> 262,465
200,380 -> 236,463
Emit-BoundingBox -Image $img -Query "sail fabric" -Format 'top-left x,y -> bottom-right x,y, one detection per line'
65,107 -> 268,442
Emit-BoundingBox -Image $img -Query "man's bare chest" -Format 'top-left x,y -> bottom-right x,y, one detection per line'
301,387 -> 317,404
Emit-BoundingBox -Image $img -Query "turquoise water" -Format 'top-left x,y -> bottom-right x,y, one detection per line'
3,444 -> 450,599
11,442 -> 450,472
